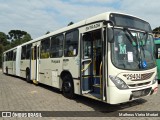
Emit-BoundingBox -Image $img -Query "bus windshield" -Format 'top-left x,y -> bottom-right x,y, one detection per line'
111,29 -> 156,70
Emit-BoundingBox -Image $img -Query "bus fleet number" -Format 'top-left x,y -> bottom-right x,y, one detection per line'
126,74 -> 141,80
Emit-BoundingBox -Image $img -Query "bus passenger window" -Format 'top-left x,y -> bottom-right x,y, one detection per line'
6,53 -> 8,61
13,52 -> 16,61
26,44 -> 31,59
21,46 -> 26,60
64,30 -> 79,57
40,38 -> 50,59
50,34 -> 63,58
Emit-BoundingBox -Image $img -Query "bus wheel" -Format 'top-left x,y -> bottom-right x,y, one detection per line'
6,67 -> 8,75
26,73 -> 31,83
62,74 -> 75,99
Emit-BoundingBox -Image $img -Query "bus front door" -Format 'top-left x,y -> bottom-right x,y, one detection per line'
80,29 -> 105,100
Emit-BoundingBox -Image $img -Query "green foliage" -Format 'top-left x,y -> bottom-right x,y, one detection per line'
68,22 -> 74,26
8,30 -> 27,41
0,44 -> 4,67
0,30 -> 32,68
153,27 -> 160,32
0,32 -> 9,46
46,31 -> 50,34
7,30 -> 32,48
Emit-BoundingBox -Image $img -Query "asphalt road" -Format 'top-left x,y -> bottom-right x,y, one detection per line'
0,69 -> 159,120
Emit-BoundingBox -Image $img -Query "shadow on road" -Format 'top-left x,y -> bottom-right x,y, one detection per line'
5,73 -> 148,114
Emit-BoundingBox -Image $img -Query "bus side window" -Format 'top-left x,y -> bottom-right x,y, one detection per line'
21,46 -> 26,60
26,44 -> 32,59
40,38 -> 50,59
6,53 -> 8,61
64,30 -> 79,57
50,34 -> 63,58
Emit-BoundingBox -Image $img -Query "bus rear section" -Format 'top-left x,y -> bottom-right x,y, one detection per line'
2,46 -> 21,76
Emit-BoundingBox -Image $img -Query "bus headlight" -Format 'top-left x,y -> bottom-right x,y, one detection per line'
152,75 -> 158,84
109,76 -> 129,90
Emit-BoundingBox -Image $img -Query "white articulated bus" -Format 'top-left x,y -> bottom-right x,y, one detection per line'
2,12 -> 158,104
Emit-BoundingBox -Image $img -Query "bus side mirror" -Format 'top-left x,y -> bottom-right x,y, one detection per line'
107,28 -> 114,43
104,20 -> 115,43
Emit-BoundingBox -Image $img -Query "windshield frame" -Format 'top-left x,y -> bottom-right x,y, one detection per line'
110,27 -> 156,71
110,13 -> 152,33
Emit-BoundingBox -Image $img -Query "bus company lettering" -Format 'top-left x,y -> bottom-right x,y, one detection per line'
51,60 -> 60,63
86,23 -> 101,31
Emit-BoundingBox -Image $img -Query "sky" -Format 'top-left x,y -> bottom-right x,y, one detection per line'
0,0 -> 160,39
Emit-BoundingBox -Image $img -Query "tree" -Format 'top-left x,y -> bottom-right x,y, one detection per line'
0,30 -> 32,68
46,31 -> 50,34
8,30 -> 27,41
7,30 -> 32,48
22,34 -> 32,43
68,22 -> 74,26
153,26 -> 160,38
0,32 -> 9,46
153,27 -> 160,32
0,44 -> 4,68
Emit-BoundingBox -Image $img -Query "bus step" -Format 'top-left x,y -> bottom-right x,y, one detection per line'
93,84 -> 100,94
93,84 -> 100,88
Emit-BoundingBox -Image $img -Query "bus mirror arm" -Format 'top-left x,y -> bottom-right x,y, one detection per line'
104,20 -> 115,43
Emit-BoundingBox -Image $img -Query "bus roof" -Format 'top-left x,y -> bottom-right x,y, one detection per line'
4,11 -> 148,52
3,45 -> 21,54
21,11 -> 144,46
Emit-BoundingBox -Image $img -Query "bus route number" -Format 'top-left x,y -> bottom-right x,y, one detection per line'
126,74 -> 141,80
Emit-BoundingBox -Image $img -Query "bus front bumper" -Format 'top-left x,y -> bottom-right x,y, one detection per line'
107,82 -> 158,104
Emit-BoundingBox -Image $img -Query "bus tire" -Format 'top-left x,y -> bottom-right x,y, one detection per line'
6,67 -> 8,75
26,72 -> 31,83
62,74 -> 75,99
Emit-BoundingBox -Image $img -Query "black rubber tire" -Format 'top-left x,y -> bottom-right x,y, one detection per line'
26,73 -> 31,83
6,67 -> 8,75
62,74 -> 75,99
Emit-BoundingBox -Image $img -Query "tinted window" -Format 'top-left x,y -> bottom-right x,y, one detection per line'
50,34 -> 63,58
40,38 -> 50,59
64,30 -> 79,57
6,53 -> 8,61
13,52 -> 16,61
10,51 -> 13,60
26,44 -> 31,59
110,13 -> 152,32
21,46 -> 26,60
7,51 -> 13,61
8,52 -> 11,60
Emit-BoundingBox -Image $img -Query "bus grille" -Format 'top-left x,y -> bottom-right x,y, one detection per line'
128,81 -> 151,87
132,87 -> 152,98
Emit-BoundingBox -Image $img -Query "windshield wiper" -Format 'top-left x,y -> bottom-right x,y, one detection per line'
123,28 -> 141,68
123,28 -> 149,69
139,32 -> 149,58
123,28 -> 137,45
143,32 -> 149,45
